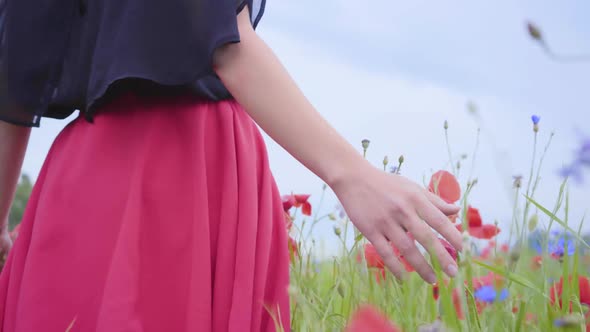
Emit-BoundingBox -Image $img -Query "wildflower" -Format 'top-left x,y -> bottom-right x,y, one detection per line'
281,194 -> 312,216
531,115 -> 540,125
550,276 -> 590,309
456,207 -> 500,239
473,285 -> 509,303
428,170 -> 461,204
559,164 -> 584,183
389,166 -> 399,174
531,255 -> 543,270
432,283 -> 439,301
549,236 -> 576,259
500,244 -> 510,253
344,304 -> 402,332
358,242 -> 414,273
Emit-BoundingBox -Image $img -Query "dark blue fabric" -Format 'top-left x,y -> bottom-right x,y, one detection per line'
0,0 -> 265,127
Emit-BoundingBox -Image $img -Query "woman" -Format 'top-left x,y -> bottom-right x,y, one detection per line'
0,0 -> 462,331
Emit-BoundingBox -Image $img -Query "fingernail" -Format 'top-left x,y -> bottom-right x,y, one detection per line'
427,274 -> 437,284
447,264 -> 458,277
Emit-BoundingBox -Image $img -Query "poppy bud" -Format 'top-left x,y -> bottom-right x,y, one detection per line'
444,120 -> 449,130
398,155 -> 404,164
334,226 -> 342,237
526,22 -> 543,41
528,214 -> 538,231
383,155 -> 389,168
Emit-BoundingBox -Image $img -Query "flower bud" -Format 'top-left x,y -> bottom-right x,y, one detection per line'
528,214 -> 539,232
383,155 -> 389,167
444,120 -> 449,130
398,155 -> 405,164
361,139 -> 371,150
333,226 -> 342,237
526,22 -> 543,41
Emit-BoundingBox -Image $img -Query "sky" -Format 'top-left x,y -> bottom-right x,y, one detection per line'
21,0 -> 590,256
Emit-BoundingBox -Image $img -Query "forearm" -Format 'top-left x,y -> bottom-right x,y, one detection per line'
214,14 -> 369,187
0,121 -> 30,231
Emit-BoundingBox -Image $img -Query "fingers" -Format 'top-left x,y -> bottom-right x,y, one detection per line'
425,189 -> 460,216
418,194 -> 463,252
385,225 -> 436,283
370,236 -> 407,281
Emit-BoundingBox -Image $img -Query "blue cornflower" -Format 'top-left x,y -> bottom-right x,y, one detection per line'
577,138 -> 590,166
559,164 -> 584,183
531,115 -> 541,125
474,285 -> 509,303
549,236 -> 576,258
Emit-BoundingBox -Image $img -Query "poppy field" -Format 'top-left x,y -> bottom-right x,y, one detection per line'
281,116 -> 590,331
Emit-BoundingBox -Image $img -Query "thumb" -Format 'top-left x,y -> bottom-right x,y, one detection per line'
425,190 -> 460,216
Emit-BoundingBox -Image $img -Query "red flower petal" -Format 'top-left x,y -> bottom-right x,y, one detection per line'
359,240 -> 415,272
301,202 -> 312,216
428,170 -> 461,203
469,224 -> 501,239
282,195 -> 296,212
359,243 -> 385,269
500,244 -> 510,253
293,194 -> 311,206
344,305 -> 402,332
432,283 -> 440,300
466,206 -> 483,228
550,276 -> 590,308
439,238 -> 457,262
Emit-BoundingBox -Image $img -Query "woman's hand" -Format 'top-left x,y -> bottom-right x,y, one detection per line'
216,8 -> 462,283
332,166 -> 462,283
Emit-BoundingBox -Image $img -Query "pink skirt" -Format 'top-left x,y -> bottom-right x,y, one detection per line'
0,93 -> 291,331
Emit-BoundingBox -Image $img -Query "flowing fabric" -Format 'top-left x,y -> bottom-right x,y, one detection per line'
0,93 -> 291,331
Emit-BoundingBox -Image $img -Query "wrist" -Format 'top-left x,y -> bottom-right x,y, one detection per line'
325,155 -> 373,191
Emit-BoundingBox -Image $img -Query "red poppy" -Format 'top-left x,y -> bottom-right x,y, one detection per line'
288,236 -> 299,262
344,304 -> 402,332
550,276 -> 590,309
281,195 -> 296,212
531,255 -> 542,270
360,243 -> 385,269
456,207 -> 500,240
500,244 -> 509,253
282,194 -> 312,216
468,225 -> 501,239
466,206 -> 482,227
428,170 -> 461,204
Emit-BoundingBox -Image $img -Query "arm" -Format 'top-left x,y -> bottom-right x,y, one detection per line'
0,121 -> 30,232
213,10 -> 462,283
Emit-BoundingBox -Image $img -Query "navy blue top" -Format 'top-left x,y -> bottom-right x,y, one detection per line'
0,0 -> 265,127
